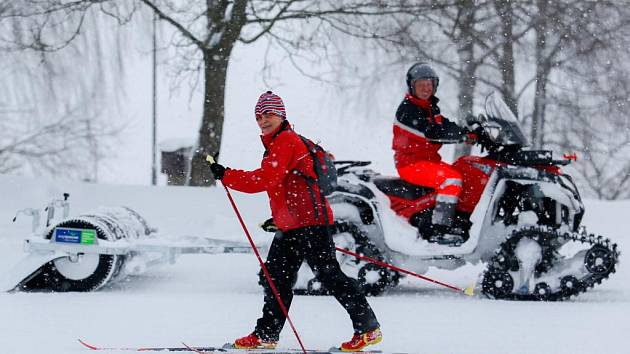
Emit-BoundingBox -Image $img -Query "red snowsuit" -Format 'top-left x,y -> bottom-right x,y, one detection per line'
222,120 -> 333,232
392,93 -> 465,204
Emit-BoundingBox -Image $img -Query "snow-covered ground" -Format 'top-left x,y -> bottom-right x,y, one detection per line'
0,175 -> 628,354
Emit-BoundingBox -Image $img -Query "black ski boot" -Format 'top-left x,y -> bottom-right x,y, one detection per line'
423,200 -> 465,245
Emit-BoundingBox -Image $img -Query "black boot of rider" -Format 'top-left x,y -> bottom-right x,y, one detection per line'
425,201 -> 465,246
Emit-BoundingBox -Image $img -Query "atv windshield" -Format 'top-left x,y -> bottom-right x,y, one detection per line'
481,92 -> 530,147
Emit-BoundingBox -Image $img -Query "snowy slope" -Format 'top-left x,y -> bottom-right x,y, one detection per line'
0,175 -> 628,354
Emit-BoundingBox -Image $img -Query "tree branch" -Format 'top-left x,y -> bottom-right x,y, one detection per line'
139,0 -> 205,50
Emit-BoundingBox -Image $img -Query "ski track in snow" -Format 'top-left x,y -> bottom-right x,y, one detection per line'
0,176 -> 628,354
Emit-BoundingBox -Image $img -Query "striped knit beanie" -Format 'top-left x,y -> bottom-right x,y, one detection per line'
255,91 -> 286,119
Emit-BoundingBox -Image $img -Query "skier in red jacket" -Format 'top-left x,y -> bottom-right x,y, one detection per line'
393,63 -> 471,244
209,91 -> 381,351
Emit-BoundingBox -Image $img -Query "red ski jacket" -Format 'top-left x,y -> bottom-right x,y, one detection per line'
222,120 -> 333,232
392,94 -> 465,168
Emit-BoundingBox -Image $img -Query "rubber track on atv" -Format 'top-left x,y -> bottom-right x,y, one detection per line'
481,226 -> 620,301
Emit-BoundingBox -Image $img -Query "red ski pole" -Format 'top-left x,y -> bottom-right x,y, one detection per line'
335,247 -> 475,296
208,156 -> 307,354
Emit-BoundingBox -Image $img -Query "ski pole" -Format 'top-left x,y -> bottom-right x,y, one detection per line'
335,246 -> 475,296
207,156 -> 307,354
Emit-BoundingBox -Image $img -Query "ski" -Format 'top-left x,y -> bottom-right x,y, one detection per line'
79,339 -> 382,354
184,343 -> 382,354
78,339 -> 226,352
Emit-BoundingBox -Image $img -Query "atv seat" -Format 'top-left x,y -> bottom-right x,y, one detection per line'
373,177 -> 434,200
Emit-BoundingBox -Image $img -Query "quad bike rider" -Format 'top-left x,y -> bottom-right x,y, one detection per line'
393,62 -> 474,245
294,91 -> 619,301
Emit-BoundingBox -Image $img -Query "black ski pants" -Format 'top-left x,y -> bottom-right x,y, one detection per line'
254,225 -> 379,341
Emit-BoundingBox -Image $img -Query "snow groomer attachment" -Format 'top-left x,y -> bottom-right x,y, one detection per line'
1,194 -> 255,292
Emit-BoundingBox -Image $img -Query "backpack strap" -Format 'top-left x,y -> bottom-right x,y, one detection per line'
294,136 -> 327,223
295,171 -> 321,220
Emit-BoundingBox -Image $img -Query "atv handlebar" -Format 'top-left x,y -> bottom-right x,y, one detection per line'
334,160 -> 372,167
334,160 -> 372,176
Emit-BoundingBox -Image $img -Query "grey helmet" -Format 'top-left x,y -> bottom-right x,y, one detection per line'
406,62 -> 439,96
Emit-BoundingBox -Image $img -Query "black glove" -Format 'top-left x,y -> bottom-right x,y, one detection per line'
260,218 -> 278,233
209,163 -> 227,180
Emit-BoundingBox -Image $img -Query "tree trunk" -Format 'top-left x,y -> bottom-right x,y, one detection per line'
187,0 -> 247,186
495,0 -> 518,118
188,49 -> 231,186
531,0 -> 549,149
453,0 -> 477,158
531,63 -> 549,149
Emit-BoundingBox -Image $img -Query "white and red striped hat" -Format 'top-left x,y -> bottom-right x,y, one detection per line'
255,91 -> 286,119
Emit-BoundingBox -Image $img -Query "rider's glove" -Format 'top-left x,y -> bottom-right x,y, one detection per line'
209,163 -> 227,180
260,218 -> 278,233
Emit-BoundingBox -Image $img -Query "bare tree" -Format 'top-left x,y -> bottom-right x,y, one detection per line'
551,98 -> 630,200
514,0 -> 630,149
7,0 -> 439,186
326,0 -> 630,200
141,0 -> 437,186
0,109 -> 121,179
0,1 -> 131,180
6,0 -> 630,198
328,1 -> 518,156
545,14 -> 630,199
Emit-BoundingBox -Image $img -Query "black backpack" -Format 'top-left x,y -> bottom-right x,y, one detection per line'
297,135 -> 338,196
